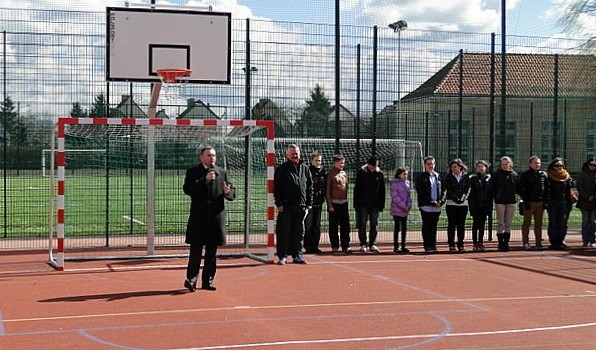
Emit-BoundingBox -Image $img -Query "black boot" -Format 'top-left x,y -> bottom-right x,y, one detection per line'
504,232 -> 511,252
497,234 -> 505,252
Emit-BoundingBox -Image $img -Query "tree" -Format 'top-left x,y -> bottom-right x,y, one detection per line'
70,102 -> 88,117
558,0 -> 595,52
1,96 -> 28,145
88,92 -> 108,118
298,84 -> 331,137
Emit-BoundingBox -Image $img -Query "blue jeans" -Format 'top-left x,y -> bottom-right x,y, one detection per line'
357,207 -> 379,246
547,200 -> 568,248
580,209 -> 596,244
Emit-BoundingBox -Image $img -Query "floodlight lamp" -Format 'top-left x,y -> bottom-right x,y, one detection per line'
388,20 -> 408,32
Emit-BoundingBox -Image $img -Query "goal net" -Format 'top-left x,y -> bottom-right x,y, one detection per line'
41,149 -> 107,177
49,117 -> 276,270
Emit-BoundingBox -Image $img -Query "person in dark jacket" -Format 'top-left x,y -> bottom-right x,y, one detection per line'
415,156 -> 445,253
274,144 -> 313,265
516,156 -> 548,250
304,151 -> 326,254
183,147 -> 236,292
468,160 -> 493,252
576,157 -> 596,247
492,156 -> 518,251
354,157 -> 386,252
545,158 -> 573,250
444,158 -> 471,252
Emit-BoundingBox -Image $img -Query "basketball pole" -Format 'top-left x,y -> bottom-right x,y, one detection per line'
146,82 -> 162,256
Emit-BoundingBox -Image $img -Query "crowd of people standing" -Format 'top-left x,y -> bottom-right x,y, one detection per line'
181,146 -> 595,290
271,146 -> 596,264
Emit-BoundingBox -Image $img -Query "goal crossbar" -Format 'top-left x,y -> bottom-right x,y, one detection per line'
49,117 -> 276,270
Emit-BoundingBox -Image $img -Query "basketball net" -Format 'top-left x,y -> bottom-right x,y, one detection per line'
156,68 -> 192,106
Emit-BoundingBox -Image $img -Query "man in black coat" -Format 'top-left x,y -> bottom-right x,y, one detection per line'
274,144 -> 313,265
183,147 -> 236,292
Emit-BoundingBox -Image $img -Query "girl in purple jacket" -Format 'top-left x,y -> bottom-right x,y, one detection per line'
390,167 -> 413,253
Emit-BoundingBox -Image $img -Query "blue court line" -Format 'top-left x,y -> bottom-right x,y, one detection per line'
2,309 -> 479,337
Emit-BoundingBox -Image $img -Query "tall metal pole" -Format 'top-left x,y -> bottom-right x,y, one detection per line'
499,0 -> 507,157
2,31 -> 7,237
372,26 -> 378,158
489,33 -> 495,164
397,30 -> 402,102
458,49 -> 464,157
334,0 -> 340,154
244,18 -> 252,248
488,33 -> 496,242
553,54 -> 559,158
356,44 -> 361,167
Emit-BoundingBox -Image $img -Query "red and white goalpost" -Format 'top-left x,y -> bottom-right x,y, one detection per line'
49,117 -> 276,270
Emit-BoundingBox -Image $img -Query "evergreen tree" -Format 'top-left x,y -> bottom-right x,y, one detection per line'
1,96 -> 28,145
300,84 -> 331,137
88,92 -> 107,118
70,102 -> 88,117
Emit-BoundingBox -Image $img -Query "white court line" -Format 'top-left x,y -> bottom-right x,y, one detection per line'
122,215 -> 146,225
177,322 -> 596,350
5,294 -> 595,323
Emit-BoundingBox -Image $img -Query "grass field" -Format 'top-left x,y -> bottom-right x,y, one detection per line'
0,171 -> 584,253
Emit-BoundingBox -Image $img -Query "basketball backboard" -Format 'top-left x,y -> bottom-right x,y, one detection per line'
106,7 -> 231,84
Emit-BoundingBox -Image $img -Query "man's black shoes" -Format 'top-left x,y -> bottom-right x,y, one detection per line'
184,278 -> 197,292
202,283 -> 217,291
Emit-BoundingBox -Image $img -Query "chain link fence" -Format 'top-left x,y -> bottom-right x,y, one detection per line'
1,6 -> 594,251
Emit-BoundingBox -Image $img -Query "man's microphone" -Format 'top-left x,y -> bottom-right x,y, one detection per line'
207,167 -> 216,184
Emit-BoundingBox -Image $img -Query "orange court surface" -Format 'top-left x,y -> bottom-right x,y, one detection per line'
0,245 -> 595,349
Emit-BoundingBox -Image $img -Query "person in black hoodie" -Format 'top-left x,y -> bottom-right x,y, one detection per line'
443,158 -> 471,252
354,157 -> 386,253
492,156 -> 518,251
468,160 -> 493,252
576,156 -> 596,247
304,151 -> 326,254
545,158 -> 573,250
516,156 -> 548,250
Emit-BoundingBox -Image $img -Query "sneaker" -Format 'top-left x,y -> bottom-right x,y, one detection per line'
359,245 -> 368,253
276,257 -> 287,265
479,244 -> 486,252
523,244 -> 531,251
393,248 -> 401,253
473,244 -> 481,252
449,246 -> 457,253
457,246 -> 465,253
342,247 -> 352,254
292,255 -> 307,264
401,247 -> 410,253
331,247 -> 340,253
369,245 -> 380,253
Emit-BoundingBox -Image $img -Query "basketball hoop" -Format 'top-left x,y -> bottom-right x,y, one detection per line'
156,68 -> 192,84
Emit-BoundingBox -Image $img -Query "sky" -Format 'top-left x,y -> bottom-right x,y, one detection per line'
1,0 -> 593,118
4,0 -> 591,40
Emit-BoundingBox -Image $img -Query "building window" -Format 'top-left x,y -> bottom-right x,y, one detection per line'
495,121 -> 516,159
588,122 -> 596,157
447,120 -> 471,160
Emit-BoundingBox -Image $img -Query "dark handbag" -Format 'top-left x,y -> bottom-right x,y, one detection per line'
518,200 -> 524,216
